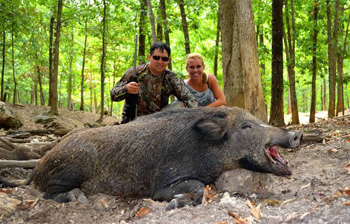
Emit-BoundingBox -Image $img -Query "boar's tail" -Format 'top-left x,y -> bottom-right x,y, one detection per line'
0,172 -> 33,188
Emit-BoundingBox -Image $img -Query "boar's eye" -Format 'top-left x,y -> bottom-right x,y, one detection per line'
241,122 -> 252,129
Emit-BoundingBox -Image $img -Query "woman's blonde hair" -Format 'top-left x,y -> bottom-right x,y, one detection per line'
186,53 -> 207,84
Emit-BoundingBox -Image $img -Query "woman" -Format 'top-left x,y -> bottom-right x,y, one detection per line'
185,53 -> 226,107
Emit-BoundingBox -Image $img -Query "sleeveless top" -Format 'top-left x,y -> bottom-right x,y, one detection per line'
185,82 -> 216,107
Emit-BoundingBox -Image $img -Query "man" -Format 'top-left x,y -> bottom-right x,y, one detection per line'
111,42 -> 197,123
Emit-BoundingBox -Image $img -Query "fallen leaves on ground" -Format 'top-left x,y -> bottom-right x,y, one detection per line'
202,185 -> 217,205
0,189 -> 13,194
343,201 -> 350,206
335,187 -> 350,197
99,198 -> 109,209
264,199 -> 281,206
217,220 -> 229,224
17,198 -> 39,210
227,210 -> 250,224
247,199 -> 261,220
343,162 -> 350,174
135,206 -> 150,218
327,148 -> 338,153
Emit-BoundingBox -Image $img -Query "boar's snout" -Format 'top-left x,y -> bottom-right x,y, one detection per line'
269,129 -> 303,149
287,131 -> 303,148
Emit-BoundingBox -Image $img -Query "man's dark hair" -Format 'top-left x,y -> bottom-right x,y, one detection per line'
149,42 -> 171,57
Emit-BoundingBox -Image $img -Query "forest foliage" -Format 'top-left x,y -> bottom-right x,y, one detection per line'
0,0 -> 349,121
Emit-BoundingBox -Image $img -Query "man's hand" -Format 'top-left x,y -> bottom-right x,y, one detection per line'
126,82 -> 140,94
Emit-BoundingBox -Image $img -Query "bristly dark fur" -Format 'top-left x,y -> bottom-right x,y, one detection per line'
20,107 -> 302,206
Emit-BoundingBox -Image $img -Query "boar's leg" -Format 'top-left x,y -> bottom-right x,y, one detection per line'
152,179 -> 205,210
43,170 -> 86,203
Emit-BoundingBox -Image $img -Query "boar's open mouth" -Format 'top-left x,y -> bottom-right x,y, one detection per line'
264,145 -> 292,176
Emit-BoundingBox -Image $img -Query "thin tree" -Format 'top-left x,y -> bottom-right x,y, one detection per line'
49,0 -> 63,115
138,0 -> 147,64
109,58 -> 117,115
98,0 -> 107,121
310,0 -> 318,123
32,77 -> 37,105
221,0 -> 267,122
214,4 -> 221,77
11,8 -> 17,106
1,29 -> 5,101
80,17 -> 88,111
147,0 -> 157,43
68,31 -> 74,110
178,0 -> 190,54
269,0 -> 285,126
323,77 -> 327,110
336,5 -> 350,116
156,10 -> 162,41
326,0 -> 339,118
283,0 -> 299,124
48,14 -> 55,106
36,65 -> 45,106
160,0 -> 172,70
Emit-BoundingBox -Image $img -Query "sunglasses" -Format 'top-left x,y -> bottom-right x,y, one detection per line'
152,55 -> 170,62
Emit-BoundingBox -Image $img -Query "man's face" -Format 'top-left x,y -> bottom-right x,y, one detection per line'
148,49 -> 170,76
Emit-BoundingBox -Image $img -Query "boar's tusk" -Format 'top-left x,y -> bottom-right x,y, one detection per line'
269,145 -> 287,166
264,145 -> 291,175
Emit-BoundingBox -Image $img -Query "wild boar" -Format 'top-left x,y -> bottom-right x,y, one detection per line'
31,107 -> 302,209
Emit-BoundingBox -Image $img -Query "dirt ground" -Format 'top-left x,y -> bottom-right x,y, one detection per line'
1,104 -> 350,224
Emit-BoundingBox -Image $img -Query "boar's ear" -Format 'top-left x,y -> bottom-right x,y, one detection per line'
193,117 -> 228,141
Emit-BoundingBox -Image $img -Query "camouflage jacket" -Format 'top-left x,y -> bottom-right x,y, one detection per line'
111,64 -> 198,121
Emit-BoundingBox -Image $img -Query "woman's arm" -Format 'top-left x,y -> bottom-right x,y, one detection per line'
205,74 -> 226,108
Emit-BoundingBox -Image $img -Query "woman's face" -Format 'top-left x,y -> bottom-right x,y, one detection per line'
186,58 -> 204,81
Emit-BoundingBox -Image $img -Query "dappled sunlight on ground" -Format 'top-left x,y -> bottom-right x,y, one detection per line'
285,109 -> 349,125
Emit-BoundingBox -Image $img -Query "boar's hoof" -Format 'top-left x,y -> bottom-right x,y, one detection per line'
166,190 -> 203,210
67,188 -> 88,203
45,188 -> 88,203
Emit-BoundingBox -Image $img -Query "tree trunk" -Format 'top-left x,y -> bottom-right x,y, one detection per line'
99,0 -> 107,121
160,0 -> 172,70
37,65 -> 45,106
80,18 -> 88,111
94,90 -> 97,114
214,4 -> 221,77
269,0 -> 285,126
48,15 -> 55,107
323,77 -> 327,110
11,17 -> 17,106
326,0 -> 338,118
147,0 -> 157,43
110,59 -> 117,115
287,88 -> 291,114
346,84 -> 350,110
68,32 -> 74,111
139,0 -> 147,64
49,0 -> 63,115
157,17 -> 163,41
283,0 -> 299,124
58,73 -> 62,108
178,0 -> 190,54
310,0 -> 318,123
320,83 -> 323,111
33,78 -> 37,105
336,6 -> 349,116
1,30 -> 5,102
221,0 -> 267,122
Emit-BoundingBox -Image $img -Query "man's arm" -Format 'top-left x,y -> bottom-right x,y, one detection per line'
168,74 -> 198,108
110,68 -> 133,102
